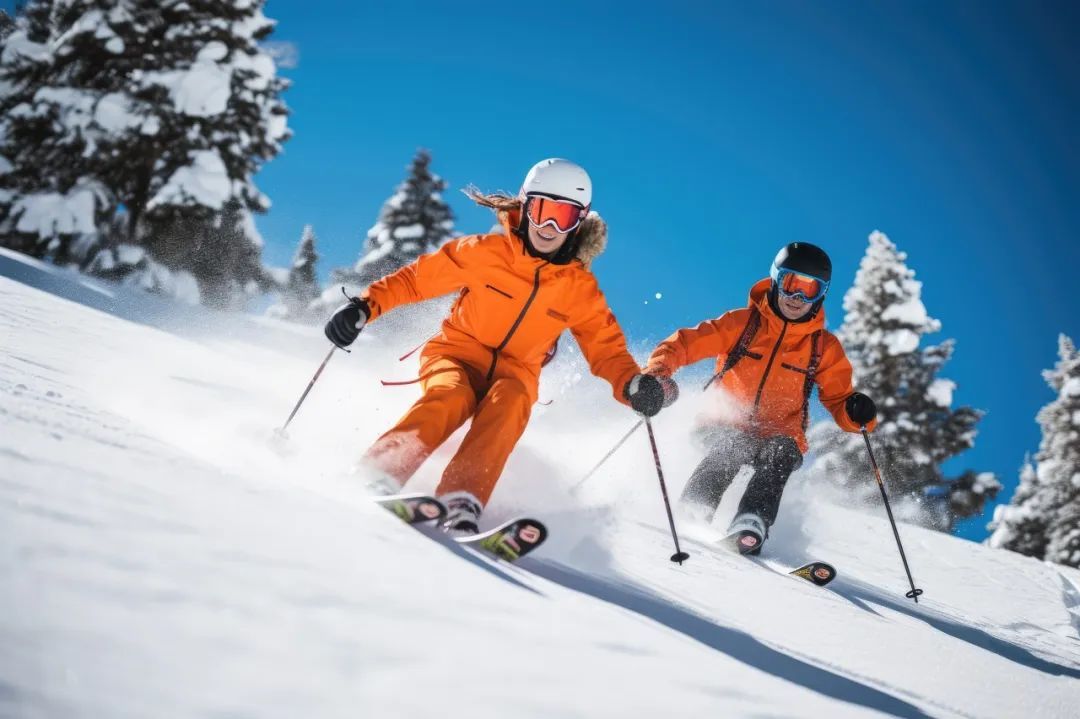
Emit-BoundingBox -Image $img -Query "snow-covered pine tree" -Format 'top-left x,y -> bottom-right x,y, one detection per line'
0,10 -> 15,40
0,0 -> 290,306
178,199 -> 270,308
130,0 -> 290,306
807,231 -> 999,531
989,335 -> 1080,568
268,224 -> 320,322
0,0 -> 114,264
987,460 -> 1047,559
1044,335 -> 1080,568
332,149 -> 454,289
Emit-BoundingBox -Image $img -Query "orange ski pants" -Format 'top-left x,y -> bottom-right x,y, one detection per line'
362,355 -> 535,505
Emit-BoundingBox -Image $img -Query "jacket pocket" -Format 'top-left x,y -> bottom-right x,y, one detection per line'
485,284 -> 514,299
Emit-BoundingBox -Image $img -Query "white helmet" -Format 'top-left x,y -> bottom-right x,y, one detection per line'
519,158 -> 592,209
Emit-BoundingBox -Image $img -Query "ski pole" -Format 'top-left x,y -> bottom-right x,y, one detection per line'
276,345 -> 337,436
570,419 -> 644,494
861,427 -> 924,603
644,417 -> 690,565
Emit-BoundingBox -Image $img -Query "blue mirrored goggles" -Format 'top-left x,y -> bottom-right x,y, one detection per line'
770,267 -> 830,303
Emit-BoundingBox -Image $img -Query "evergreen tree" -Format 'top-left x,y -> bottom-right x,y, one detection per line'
990,335 -> 1080,568
333,149 -> 454,289
126,0 -> 290,306
988,460 -> 1047,559
0,10 -> 15,40
0,0 -> 104,262
0,0 -> 290,306
807,231 -> 998,531
135,0 -> 290,247
270,224 -> 320,321
181,199 -> 270,308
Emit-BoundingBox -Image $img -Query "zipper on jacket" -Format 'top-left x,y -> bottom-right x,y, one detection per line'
753,321 -> 788,409
486,265 -> 546,381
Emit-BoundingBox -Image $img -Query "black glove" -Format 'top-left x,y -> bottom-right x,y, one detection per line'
324,297 -> 369,348
625,374 -> 679,417
845,392 -> 877,426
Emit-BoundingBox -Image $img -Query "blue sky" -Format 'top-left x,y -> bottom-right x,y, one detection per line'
252,0 -> 1078,541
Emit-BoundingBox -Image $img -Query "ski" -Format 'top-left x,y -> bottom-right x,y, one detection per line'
375,495 -> 547,563
716,532 -> 837,587
456,518 -> 548,562
777,560 -> 837,587
739,552 -> 838,588
374,493 -> 447,525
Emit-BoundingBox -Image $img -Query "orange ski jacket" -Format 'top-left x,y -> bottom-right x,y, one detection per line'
361,210 -> 639,404
645,278 -> 874,452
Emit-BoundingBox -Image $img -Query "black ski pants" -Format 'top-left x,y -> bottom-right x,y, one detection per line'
679,428 -> 803,527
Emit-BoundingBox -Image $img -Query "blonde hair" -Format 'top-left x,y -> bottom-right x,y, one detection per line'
462,185 -> 522,213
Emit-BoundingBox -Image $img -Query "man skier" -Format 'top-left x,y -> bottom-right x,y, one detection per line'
643,243 -> 878,554
324,159 -> 671,536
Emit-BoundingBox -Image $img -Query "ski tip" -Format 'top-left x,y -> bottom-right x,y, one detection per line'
374,494 -> 447,524
459,518 -> 548,562
493,518 -> 547,547
500,518 -> 547,545
790,561 -> 837,587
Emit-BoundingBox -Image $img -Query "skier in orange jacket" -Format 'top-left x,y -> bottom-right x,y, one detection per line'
644,243 -> 877,553
325,159 -> 672,535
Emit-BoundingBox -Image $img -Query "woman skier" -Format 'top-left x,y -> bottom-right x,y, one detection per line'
324,159 -> 672,535
642,242 -> 878,554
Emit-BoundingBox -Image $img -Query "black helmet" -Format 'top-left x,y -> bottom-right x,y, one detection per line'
771,242 -> 831,282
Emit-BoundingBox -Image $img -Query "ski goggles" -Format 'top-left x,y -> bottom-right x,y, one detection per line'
524,194 -> 587,234
771,267 -> 830,303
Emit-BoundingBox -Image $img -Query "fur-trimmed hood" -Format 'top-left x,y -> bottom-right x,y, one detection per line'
497,209 -> 607,269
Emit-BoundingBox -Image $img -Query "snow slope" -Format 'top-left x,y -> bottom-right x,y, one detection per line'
3,252 -> 1079,718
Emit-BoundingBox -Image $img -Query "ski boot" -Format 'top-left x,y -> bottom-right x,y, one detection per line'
726,512 -> 767,556
439,491 -> 483,538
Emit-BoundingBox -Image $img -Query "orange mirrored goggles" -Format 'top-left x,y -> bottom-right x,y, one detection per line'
773,269 -> 829,302
524,194 -> 587,234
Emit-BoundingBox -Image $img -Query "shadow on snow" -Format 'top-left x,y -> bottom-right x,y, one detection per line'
522,557 -> 931,719
834,576 -> 1080,680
